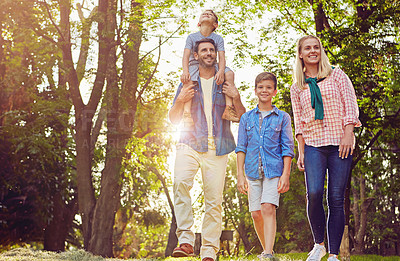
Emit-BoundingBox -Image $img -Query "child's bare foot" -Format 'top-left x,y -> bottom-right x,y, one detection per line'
222,105 -> 240,122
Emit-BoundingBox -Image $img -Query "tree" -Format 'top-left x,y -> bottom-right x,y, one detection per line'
0,0 -> 77,251
47,0 -> 179,256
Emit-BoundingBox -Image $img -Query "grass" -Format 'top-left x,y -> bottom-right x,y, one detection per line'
0,248 -> 399,261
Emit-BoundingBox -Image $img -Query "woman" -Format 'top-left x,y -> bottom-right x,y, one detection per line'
290,35 -> 361,261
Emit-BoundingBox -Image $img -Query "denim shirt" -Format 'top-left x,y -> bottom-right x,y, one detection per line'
235,105 -> 295,180
172,77 -> 236,156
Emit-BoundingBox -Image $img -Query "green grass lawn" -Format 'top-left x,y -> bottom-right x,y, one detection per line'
0,248 -> 399,261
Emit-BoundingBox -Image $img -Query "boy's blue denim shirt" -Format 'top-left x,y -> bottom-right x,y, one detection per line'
235,105 -> 295,180
172,78 -> 236,156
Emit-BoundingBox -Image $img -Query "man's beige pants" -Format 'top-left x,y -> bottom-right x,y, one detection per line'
173,143 -> 228,260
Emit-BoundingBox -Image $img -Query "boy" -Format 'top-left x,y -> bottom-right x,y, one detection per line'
235,72 -> 294,260
181,9 -> 239,124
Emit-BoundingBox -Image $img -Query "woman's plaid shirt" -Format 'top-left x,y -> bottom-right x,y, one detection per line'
290,68 -> 361,147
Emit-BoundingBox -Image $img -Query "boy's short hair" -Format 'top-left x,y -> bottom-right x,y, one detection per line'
255,72 -> 277,90
194,38 -> 217,54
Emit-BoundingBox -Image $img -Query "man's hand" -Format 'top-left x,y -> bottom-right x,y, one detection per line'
222,81 -> 239,99
176,81 -> 196,104
215,70 -> 225,85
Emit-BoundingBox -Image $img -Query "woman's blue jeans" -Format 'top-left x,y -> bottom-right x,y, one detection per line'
304,145 -> 352,255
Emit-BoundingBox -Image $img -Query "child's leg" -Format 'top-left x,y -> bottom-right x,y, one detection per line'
222,70 -> 240,122
182,64 -> 198,128
261,203 -> 276,255
182,85 -> 194,128
224,70 -> 234,106
183,100 -> 192,114
251,210 -> 266,251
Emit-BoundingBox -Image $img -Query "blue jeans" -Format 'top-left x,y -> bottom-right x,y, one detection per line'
304,145 -> 352,255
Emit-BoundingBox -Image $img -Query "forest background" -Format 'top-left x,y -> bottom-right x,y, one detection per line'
0,0 -> 399,259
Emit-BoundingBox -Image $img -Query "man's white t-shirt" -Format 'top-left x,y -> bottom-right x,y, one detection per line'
200,77 -> 215,149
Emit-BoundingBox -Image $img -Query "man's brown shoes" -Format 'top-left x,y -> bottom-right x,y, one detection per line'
171,243 -> 194,257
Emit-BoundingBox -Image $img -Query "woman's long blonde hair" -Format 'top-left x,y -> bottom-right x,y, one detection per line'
293,35 -> 332,89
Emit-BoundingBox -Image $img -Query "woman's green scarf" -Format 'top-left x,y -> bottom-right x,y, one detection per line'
305,77 -> 326,120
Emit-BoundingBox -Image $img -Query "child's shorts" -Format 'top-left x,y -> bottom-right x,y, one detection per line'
247,176 -> 280,212
189,63 -> 231,82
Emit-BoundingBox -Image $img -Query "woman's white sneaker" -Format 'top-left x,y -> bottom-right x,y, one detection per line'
327,255 -> 340,261
306,244 -> 327,261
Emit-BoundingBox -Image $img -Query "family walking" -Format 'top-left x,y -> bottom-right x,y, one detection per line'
169,9 -> 360,261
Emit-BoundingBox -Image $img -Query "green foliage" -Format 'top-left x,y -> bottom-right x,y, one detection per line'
215,0 -> 400,255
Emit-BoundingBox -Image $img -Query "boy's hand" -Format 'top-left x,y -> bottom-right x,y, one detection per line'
297,153 -> 305,171
215,70 -> 225,85
181,71 -> 191,84
237,174 -> 248,195
222,81 -> 239,99
176,81 -> 195,104
277,174 -> 290,193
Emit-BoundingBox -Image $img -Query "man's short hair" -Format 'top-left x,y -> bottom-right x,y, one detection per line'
255,72 -> 277,90
194,38 -> 217,54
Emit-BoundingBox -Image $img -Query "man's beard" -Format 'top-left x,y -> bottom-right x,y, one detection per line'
198,55 -> 216,68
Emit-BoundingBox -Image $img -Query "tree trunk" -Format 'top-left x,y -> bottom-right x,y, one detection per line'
340,225 -> 350,260
341,168 -> 352,260
44,194 -> 78,251
150,166 -> 178,257
353,174 -> 374,254
307,0 -> 330,35
88,153 -> 124,256
75,111 -> 96,249
237,220 -> 252,253
165,215 -> 178,257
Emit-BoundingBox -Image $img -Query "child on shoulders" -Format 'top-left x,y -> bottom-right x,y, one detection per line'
181,9 -> 239,126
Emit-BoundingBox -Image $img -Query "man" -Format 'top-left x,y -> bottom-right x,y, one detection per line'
169,38 -> 246,261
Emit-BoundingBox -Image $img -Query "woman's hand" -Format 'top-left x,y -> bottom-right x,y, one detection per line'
339,124 -> 355,159
297,153 -> 305,171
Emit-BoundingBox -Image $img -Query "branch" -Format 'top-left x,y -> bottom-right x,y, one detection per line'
86,0 -> 113,112
352,106 -> 400,168
76,4 -> 98,84
137,37 -> 161,101
30,27 -> 58,45
38,0 -> 66,42
140,94 -> 171,106
138,24 -> 184,64
90,104 -> 106,150
281,7 -> 309,35
150,166 -> 175,218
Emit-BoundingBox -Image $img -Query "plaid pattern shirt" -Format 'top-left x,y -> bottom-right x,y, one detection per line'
290,68 -> 361,147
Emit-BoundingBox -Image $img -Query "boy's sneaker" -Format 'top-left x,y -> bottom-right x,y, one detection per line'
171,243 -> 194,257
327,255 -> 340,261
222,105 -> 240,122
306,244 -> 326,261
258,253 -> 279,261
